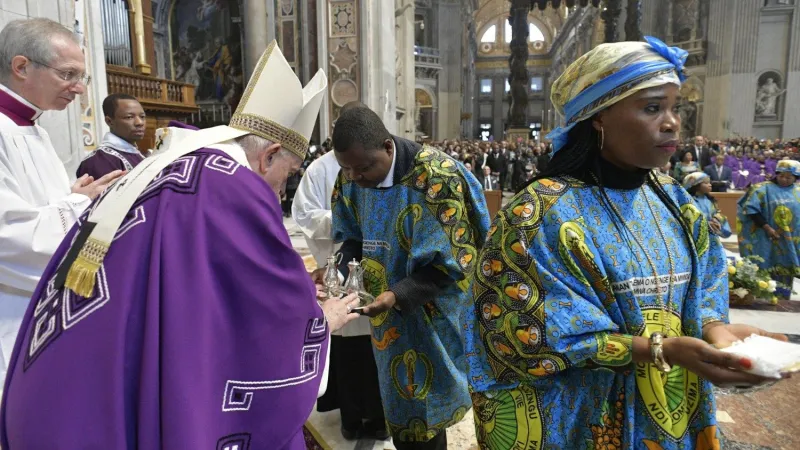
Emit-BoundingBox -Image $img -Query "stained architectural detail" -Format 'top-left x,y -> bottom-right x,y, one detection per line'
671,0 -> 699,42
507,0 -> 530,129
601,0 -> 623,42
625,0 -> 643,41
277,0 -> 300,73
327,0 -> 362,127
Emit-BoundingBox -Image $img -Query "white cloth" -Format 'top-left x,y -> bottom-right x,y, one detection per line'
292,151 -> 371,337
0,111 -> 90,386
376,140 -> 398,188
98,132 -> 140,154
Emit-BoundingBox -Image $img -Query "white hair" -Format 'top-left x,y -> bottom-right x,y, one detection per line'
0,18 -> 80,83
236,134 -> 298,161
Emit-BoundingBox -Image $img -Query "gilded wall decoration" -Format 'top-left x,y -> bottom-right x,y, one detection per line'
278,0 -> 299,70
327,0 -> 361,129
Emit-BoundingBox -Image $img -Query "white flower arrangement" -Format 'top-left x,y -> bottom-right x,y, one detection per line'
728,256 -> 780,305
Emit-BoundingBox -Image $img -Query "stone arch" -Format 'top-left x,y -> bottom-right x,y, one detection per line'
475,10 -> 554,55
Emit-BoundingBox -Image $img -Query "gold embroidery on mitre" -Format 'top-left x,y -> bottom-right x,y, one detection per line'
228,40 -> 312,159
228,113 -> 309,160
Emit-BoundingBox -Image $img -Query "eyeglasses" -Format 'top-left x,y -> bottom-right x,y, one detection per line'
28,58 -> 91,86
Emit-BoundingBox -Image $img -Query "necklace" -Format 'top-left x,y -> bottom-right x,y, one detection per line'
590,175 -> 675,336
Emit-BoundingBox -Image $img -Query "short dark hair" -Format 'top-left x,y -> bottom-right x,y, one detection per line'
103,93 -> 139,118
332,106 -> 390,153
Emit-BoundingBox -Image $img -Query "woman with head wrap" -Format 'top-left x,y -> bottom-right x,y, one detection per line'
466,37 -> 788,449
683,172 -> 731,238
737,159 -> 800,298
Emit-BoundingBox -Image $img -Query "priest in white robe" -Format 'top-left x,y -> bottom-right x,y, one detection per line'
294,147 -> 386,441
0,18 -> 122,387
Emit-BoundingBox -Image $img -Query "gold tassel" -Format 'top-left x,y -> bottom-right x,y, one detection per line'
64,238 -> 109,297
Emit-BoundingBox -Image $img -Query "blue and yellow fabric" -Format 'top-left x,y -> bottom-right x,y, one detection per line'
467,175 -> 728,450
737,160 -> 800,277
332,146 -> 490,441
683,172 -> 732,238
468,37 -> 728,450
546,36 -> 686,154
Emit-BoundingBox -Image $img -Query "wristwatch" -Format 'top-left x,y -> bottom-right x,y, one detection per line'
649,332 -> 672,373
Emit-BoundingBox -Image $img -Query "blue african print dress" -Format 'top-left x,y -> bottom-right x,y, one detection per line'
694,195 -> 732,238
466,174 -> 728,449
737,181 -> 800,277
332,147 -> 490,441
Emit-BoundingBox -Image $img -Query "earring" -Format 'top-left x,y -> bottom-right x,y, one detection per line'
599,126 -> 605,152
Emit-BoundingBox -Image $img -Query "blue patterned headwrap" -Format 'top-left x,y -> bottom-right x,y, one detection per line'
546,36 -> 687,154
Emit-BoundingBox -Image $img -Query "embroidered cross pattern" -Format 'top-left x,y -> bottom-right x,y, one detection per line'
216,432 -> 251,450
221,317 -> 327,412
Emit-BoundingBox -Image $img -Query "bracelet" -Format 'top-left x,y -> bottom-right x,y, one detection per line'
649,332 -> 672,373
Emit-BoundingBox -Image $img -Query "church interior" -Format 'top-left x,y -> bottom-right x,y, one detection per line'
1,0 -> 800,448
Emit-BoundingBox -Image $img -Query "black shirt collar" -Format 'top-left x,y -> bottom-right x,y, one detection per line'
574,156 -> 650,190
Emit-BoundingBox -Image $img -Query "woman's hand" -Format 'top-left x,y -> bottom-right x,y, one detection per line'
763,225 -> 782,241
662,336 -> 777,388
709,218 -> 722,235
703,322 -> 788,348
360,291 -> 397,317
320,294 -> 361,332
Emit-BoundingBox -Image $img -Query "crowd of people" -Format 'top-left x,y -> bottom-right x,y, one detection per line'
1,17 -> 799,450
302,135 -> 800,198
663,135 -> 800,189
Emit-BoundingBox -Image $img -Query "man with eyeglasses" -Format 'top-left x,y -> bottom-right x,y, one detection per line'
0,18 -> 123,392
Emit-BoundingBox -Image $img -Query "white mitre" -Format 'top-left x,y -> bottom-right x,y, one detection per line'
59,41 -> 328,297
150,124 -> 199,156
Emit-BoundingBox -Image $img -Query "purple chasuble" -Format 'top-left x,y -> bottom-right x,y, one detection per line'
765,158 -> 778,177
76,147 -> 145,179
0,148 -> 328,449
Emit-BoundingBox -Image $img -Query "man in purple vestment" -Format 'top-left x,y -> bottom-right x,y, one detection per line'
0,41 -> 359,450
77,94 -> 146,178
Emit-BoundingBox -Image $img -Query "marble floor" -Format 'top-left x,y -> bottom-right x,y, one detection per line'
283,212 -> 800,450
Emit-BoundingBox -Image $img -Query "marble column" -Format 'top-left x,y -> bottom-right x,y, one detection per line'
361,0 -> 397,134
434,0 -> 464,140
728,0 -> 760,136
639,0 -> 659,37
395,0 -> 415,139
703,0 -> 734,138
316,0 -> 330,139
244,0 -> 270,80
81,0 -> 111,151
783,1 -> 800,137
